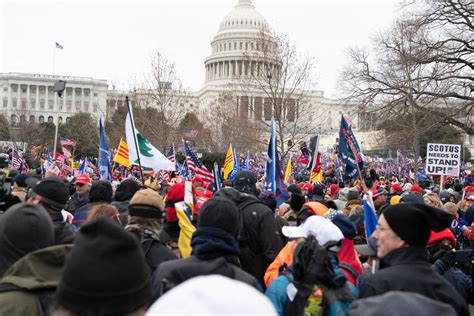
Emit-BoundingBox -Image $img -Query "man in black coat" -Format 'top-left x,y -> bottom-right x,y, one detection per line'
150,197 -> 260,303
214,170 -> 282,288
360,203 -> 469,316
26,177 -> 76,244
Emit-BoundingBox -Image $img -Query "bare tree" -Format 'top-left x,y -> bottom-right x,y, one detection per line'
408,0 -> 473,134
139,52 -> 190,150
214,28 -> 320,158
341,18 -> 456,182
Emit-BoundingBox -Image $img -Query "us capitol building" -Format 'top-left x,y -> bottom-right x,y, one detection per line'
1,0 -> 471,155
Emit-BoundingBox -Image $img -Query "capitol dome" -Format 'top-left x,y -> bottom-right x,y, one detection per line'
217,0 -> 269,33
204,0 -> 278,86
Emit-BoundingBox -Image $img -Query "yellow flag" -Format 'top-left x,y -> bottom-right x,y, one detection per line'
175,202 -> 196,258
223,144 -> 234,180
310,169 -> 323,184
284,158 -> 292,183
113,138 -> 131,167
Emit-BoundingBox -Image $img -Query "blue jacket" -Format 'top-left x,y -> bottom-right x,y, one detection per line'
433,259 -> 474,304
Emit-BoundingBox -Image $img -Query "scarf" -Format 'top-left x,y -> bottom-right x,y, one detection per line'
191,227 -> 240,258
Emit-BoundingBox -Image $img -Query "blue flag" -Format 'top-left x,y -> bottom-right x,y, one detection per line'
78,157 -> 87,175
363,195 -> 378,239
264,119 -> 289,206
229,149 -> 241,180
242,150 -> 251,170
213,162 -> 223,191
339,115 -> 363,179
176,160 -> 190,179
98,117 -> 112,181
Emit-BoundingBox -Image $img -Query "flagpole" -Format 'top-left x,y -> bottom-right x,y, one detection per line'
126,96 -> 145,186
53,42 -> 56,75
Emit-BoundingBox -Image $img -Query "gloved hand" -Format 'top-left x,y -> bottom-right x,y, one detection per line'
436,248 -> 455,271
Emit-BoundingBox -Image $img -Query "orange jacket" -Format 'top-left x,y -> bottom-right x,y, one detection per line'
264,240 -> 296,288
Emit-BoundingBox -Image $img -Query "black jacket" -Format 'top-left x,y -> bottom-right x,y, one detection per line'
150,254 -> 261,304
360,247 -> 469,316
50,212 -> 76,245
214,188 -> 282,287
111,200 -> 130,214
129,230 -> 178,273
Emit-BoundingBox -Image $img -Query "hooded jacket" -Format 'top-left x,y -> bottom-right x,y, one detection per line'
0,245 -> 72,316
214,188 -> 282,287
360,247 -> 469,316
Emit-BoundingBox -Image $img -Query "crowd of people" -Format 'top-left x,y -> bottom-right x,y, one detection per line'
0,164 -> 473,315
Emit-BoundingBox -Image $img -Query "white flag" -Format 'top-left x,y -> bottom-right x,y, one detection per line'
125,103 -> 175,171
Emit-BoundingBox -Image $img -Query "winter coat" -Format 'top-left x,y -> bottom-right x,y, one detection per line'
71,203 -> 93,228
433,259 -> 474,304
112,200 -> 130,214
0,245 -> 72,316
264,241 -> 296,288
333,188 -> 351,211
214,188 -> 282,287
65,192 -> 90,213
360,247 -> 469,316
50,211 -> 76,244
343,199 -> 361,216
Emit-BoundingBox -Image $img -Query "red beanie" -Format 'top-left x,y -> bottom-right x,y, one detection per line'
428,228 -> 456,248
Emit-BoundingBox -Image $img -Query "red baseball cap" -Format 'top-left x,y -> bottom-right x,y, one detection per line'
392,184 -> 402,192
410,184 -> 423,193
75,174 -> 92,185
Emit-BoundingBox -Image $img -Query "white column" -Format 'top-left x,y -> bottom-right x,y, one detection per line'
17,84 -> 20,108
80,88 -> 84,111
26,84 -> 30,110
72,87 -> 76,112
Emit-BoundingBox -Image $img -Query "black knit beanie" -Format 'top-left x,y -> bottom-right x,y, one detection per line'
0,203 -> 54,276
115,178 -> 140,202
56,218 -> 151,315
383,203 -> 454,246
90,180 -> 113,203
197,197 -> 240,238
233,170 -> 257,195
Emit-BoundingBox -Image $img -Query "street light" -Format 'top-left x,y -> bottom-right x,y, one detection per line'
52,80 -> 66,158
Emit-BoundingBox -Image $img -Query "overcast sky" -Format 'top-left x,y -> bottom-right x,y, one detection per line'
1,0 -> 402,98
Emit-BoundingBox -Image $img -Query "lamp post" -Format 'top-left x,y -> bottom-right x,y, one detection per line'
52,80 -> 66,159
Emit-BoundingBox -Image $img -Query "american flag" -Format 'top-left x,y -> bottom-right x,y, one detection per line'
184,141 -> 214,183
160,145 -> 175,181
59,136 -> 76,147
11,150 -> 24,169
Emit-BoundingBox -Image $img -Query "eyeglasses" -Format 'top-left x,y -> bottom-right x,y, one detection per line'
76,183 -> 87,187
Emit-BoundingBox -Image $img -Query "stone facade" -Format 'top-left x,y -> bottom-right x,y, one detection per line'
0,72 -> 107,126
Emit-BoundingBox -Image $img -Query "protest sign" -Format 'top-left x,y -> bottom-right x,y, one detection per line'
425,143 -> 461,176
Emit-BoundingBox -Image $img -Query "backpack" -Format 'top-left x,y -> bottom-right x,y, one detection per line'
140,230 -> 168,272
0,283 -> 55,316
235,196 -> 265,272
